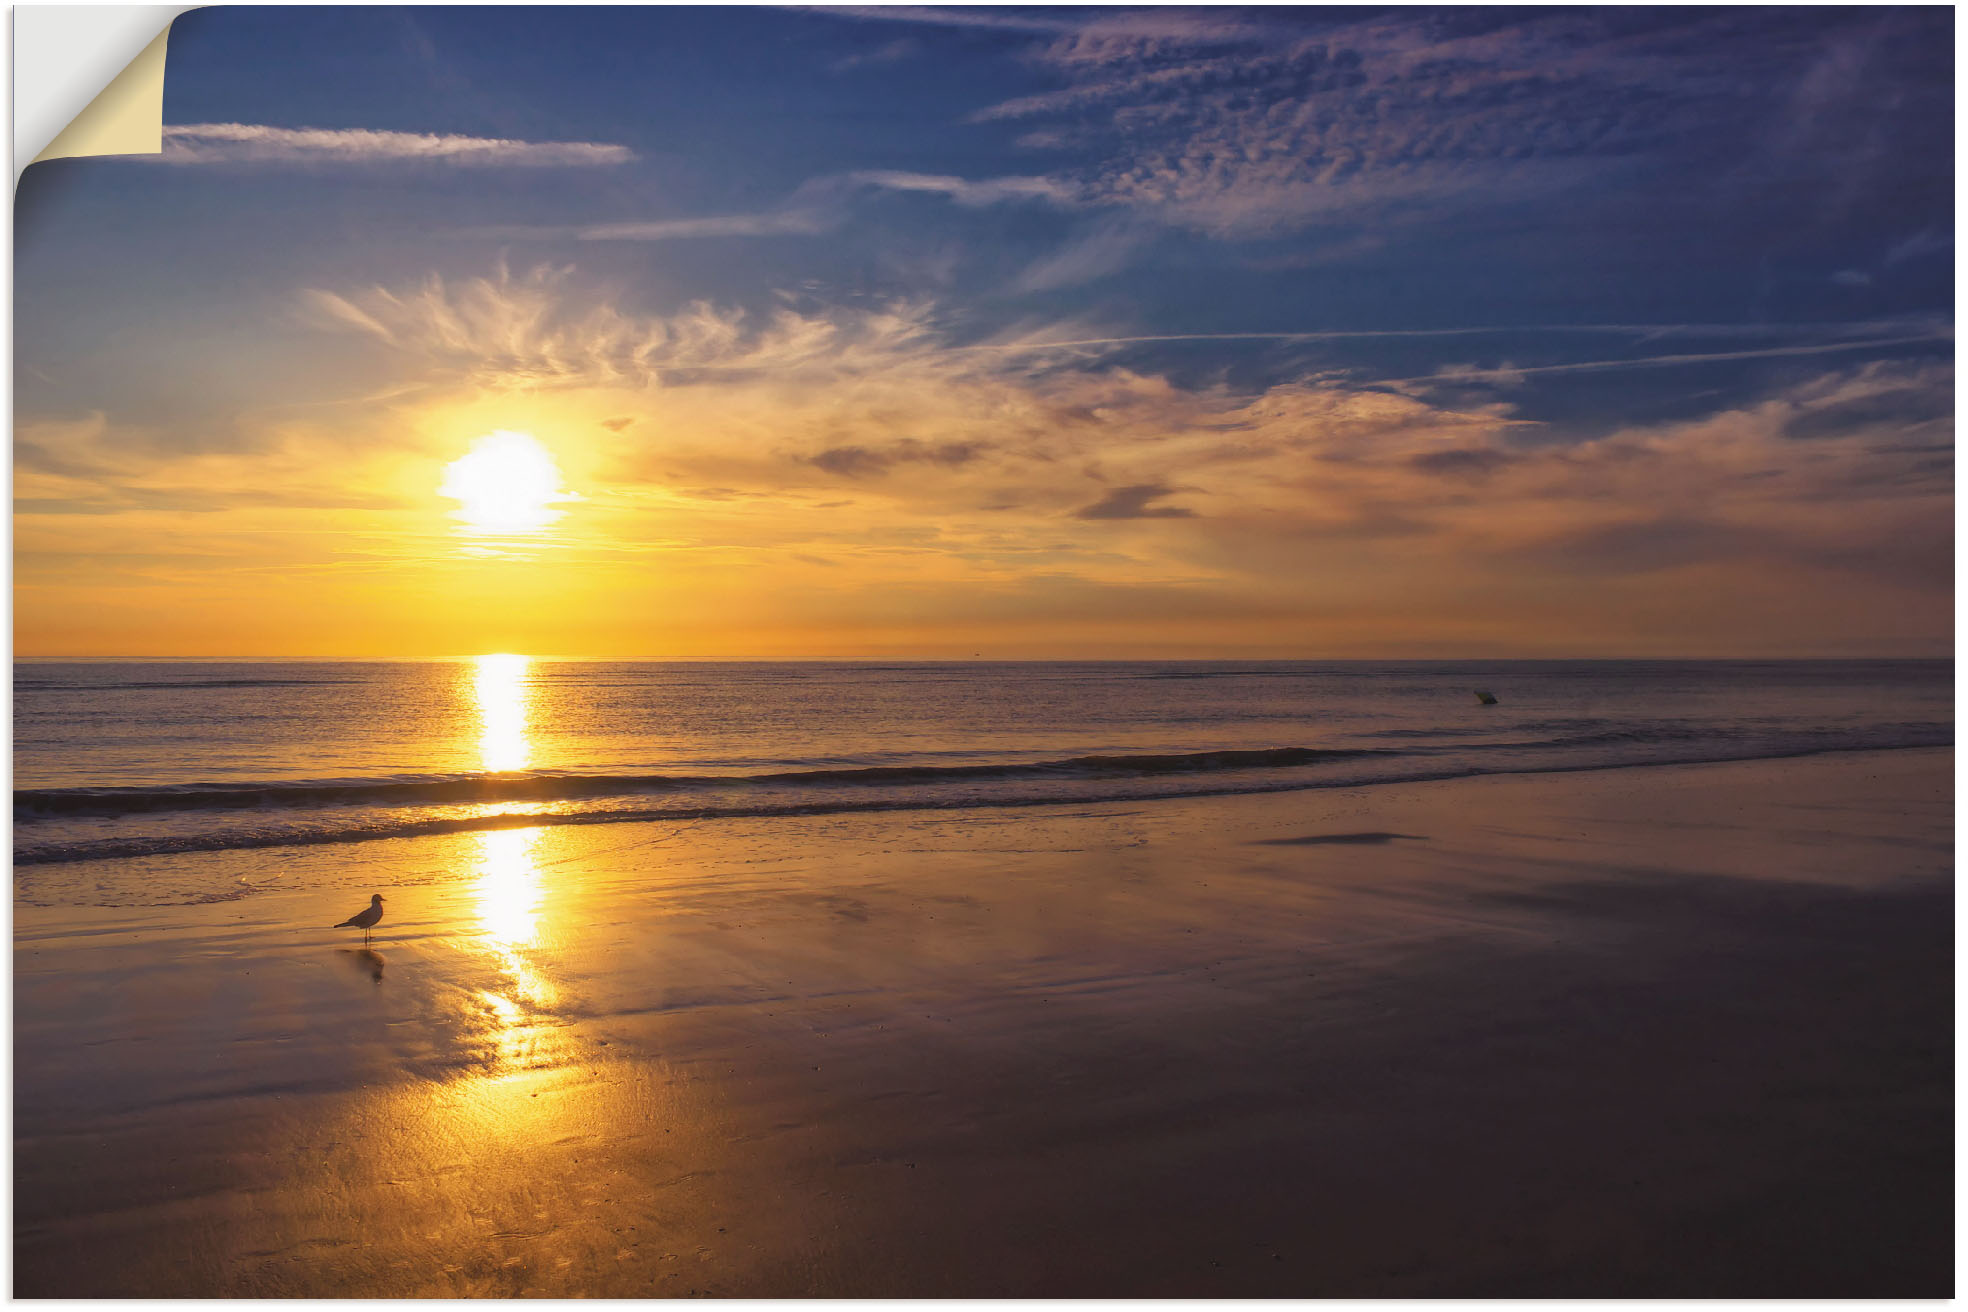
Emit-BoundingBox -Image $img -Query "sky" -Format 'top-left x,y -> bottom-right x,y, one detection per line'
14,5 -> 1954,659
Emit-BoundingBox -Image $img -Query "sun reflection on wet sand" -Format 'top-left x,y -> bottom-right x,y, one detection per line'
472,653 -> 533,773
476,827 -> 545,950
469,826 -> 562,1073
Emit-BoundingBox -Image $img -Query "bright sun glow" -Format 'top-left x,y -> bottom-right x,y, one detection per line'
438,430 -> 576,535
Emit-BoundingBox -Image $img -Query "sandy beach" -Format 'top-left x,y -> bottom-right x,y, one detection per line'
13,747 -> 1952,1297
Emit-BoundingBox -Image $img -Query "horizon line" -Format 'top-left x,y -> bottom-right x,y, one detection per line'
13,654 -> 1950,664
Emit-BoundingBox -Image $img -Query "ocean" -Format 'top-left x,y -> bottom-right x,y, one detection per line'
14,659 -> 1951,903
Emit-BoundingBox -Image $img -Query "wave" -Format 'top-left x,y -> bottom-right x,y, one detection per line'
15,745 -> 1388,820
12,738 -> 1950,869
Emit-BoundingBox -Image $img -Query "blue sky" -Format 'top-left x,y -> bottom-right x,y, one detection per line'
13,6 -> 1955,658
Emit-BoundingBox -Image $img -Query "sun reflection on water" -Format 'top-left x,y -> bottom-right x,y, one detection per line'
457,658 -> 568,1078
473,653 -> 533,773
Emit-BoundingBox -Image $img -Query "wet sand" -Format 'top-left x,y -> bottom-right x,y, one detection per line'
13,748 -> 1952,1296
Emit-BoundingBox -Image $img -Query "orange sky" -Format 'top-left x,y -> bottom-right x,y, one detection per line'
15,8 -> 1954,662
14,271 -> 1952,660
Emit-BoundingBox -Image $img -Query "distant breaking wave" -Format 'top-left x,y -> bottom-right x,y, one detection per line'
15,746 -> 1386,821
13,731 -> 1953,869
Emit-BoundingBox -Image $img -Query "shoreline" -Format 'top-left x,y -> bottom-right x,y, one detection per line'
14,747 -> 1953,1296
15,738 -> 1953,872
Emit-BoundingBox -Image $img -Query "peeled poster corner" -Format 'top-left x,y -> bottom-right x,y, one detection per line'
15,5 -> 192,184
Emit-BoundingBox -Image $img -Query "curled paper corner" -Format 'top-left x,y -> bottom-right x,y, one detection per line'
16,5 -> 196,184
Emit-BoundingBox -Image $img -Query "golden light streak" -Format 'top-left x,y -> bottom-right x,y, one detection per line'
472,653 -> 533,773
474,826 -> 545,951
468,825 -> 562,1077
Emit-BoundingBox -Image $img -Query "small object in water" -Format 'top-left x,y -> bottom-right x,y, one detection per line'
1473,689 -> 1499,705
334,893 -> 386,944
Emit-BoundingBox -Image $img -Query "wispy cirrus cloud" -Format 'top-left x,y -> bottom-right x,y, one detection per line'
156,122 -> 635,167
464,169 -> 1073,244
828,36 -> 920,72
299,264 -> 946,389
1375,331 -> 1955,391
804,6 -> 1271,43
295,263 -> 1950,519
578,211 -> 837,241
952,8 -> 1939,240
847,169 -> 1076,207
984,14 -> 1692,235
1883,228 -> 1951,268
793,6 -> 1086,36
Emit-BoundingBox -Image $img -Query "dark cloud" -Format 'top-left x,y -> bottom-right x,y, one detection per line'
1074,483 -> 1199,520
809,446 -> 891,477
1407,448 -> 1519,478
808,438 -> 987,477
14,439 -> 109,479
599,416 -> 637,432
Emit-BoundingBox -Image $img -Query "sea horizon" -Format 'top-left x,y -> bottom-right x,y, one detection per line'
15,653 -> 1955,663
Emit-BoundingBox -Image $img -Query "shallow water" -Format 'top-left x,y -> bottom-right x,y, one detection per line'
14,659 -> 1951,890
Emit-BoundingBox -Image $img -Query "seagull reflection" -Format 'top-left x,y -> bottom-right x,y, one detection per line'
337,948 -> 386,983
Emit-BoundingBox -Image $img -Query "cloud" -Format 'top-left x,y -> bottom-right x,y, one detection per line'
1075,483 -> 1199,520
30,256 -> 1951,656
299,264 -> 945,389
829,36 -> 920,71
848,170 -> 1077,207
290,264 -> 1949,588
474,170 -> 1069,245
578,210 -> 836,240
961,13 -> 1660,233
1013,219 -> 1158,292
809,439 -> 986,478
944,319 -> 1944,362
12,411 -> 418,519
1780,367 -> 1955,441
948,9 -> 1932,238
1407,448 -> 1520,478
793,6 -> 1086,36
1370,332 -> 1953,390
804,5 -> 1269,44
1884,228 -> 1951,267
155,122 -> 634,166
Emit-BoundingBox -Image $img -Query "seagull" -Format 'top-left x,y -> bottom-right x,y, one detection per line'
334,894 -> 386,945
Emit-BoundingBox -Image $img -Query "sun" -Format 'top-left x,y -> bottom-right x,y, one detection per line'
438,431 -> 578,535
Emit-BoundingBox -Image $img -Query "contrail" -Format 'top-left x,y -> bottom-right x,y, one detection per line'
1364,332 -> 1951,388
957,321 -> 1948,355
